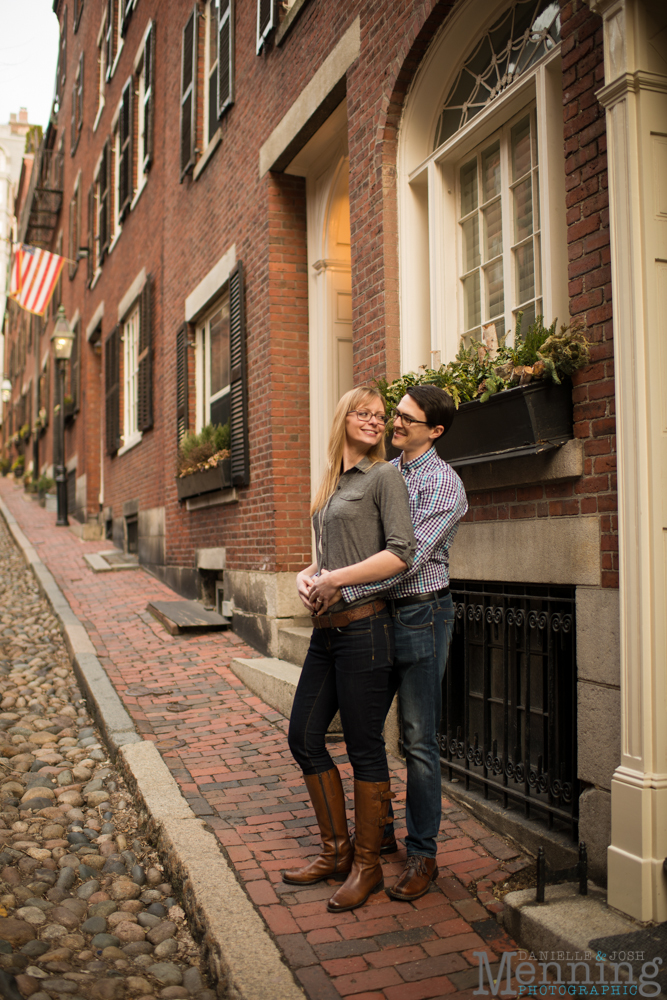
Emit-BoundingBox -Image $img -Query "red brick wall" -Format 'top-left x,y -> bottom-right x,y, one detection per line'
15,0 -> 616,588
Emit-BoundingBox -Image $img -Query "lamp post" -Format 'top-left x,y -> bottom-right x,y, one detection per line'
51,307 -> 75,526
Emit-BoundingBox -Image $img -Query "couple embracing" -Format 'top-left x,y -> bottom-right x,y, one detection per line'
284,384 -> 468,912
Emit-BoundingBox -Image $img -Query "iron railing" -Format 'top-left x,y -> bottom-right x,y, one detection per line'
440,580 -> 578,837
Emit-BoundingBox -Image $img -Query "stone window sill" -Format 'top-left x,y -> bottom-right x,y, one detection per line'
276,0 -> 312,46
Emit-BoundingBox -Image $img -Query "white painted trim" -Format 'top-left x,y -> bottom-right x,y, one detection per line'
93,99 -> 105,134
118,431 -> 142,457
133,19 -> 153,73
193,128 -> 222,181
184,244 -> 236,322
130,177 -> 147,211
117,267 -> 147,322
258,17 -> 360,178
86,301 -> 105,342
90,267 -> 102,290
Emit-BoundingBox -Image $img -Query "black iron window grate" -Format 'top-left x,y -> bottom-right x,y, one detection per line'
440,580 -> 578,837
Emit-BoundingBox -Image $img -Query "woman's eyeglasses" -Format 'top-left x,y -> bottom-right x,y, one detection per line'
347,409 -> 390,426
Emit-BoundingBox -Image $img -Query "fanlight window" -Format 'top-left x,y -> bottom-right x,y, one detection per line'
433,0 -> 561,150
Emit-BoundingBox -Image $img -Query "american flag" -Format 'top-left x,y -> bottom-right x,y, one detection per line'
9,244 -> 65,316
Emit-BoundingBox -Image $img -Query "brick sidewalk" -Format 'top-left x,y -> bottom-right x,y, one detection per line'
0,479 -> 529,1000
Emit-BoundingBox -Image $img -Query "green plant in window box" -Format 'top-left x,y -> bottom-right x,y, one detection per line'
11,455 -> 25,477
375,315 -> 591,409
36,474 -> 55,498
19,423 -> 30,441
177,422 -> 231,478
0,457 -> 11,477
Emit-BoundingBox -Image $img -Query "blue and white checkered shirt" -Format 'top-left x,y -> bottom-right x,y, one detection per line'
340,447 -> 468,603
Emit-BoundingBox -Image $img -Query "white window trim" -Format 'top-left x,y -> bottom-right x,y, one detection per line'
195,295 -> 231,434
118,431 -> 142,456
95,9 -> 107,131
132,19 -> 153,196
203,1 -> 219,149
397,0 -> 568,374
121,305 -> 141,450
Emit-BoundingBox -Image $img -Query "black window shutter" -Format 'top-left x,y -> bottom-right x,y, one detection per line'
60,7 -> 68,94
119,80 -> 133,218
229,261 -> 249,487
180,7 -> 197,180
121,0 -> 133,36
71,321 -> 81,414
143,23 -> 154,172
77,53 -> 84,134
70,80 -> 77,152
105,326 -> 121,455
100,139 -> 111,258
105,0 -> 114,80
68,197 -> 76,279
87,183 -> 94,284
40,359 -> 50,428
74,0 -> 82,33
138,278 -> 153,432
176,325 -> 189,446
256,0 -> 274,53
218,0 -> 234,116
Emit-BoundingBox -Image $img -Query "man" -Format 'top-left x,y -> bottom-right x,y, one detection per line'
310,385 -> 467,901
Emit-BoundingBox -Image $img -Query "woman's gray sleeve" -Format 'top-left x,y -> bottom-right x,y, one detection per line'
374,466 -> 416,568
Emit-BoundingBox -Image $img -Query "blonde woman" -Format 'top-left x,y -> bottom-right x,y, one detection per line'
284,386 -> 415,913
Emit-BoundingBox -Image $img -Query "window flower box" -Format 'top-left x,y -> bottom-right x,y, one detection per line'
176,458 -> 232,501
435,379 -> 573,468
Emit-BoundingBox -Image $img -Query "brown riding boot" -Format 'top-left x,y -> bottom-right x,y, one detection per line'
282,768 -> 353,885
327,778 -> 394,912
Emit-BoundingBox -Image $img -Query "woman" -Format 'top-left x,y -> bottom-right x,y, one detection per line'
284,386 -> 415,913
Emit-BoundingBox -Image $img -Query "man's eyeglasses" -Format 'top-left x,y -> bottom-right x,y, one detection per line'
391,408 -> 430,427
347,409 -> 390,426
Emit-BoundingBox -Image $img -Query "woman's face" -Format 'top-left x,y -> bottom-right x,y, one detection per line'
345,397 -> 386,453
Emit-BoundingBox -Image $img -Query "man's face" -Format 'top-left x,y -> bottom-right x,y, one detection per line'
391,394 -> 442,456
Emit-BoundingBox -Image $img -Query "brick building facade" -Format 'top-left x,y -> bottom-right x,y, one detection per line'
3,0 -> 666,919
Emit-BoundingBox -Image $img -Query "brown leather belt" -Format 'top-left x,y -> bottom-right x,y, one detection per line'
311,599 -> 387,630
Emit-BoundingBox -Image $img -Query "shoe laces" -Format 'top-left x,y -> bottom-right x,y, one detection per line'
405,855 -> 429,875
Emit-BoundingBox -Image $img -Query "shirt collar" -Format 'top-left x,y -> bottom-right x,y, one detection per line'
354,455 -> 373,473
400,446 -> 439,473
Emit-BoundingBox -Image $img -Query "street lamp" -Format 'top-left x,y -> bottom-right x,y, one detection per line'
1,377 -> 11,404
51,306 -> 75,527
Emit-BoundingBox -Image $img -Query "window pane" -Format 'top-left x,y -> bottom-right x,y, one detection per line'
463,271 -> 481,331
515,300 -> 537,332
513,177 -> 533,243
482,141 -> 500,202
511,116 -> 532,180
485,259 -> 504,320
208,67 -> 218,143
209,301 -> 230,399
515,241 -> 535,304
209,0 -> 218,65
461,215 -> 480,272
483,197 -> 502,261
460,159 -> 478,216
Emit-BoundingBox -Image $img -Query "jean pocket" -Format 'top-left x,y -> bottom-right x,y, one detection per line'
396,603 -> 435,630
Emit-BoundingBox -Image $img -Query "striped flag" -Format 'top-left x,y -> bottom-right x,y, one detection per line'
9,243 -> 65,316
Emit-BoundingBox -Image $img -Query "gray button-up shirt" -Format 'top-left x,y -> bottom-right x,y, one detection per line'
313,456 -> 416,612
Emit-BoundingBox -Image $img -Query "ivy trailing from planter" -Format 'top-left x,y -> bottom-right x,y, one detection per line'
177,422 -> 231,478
375,314 -> 591,409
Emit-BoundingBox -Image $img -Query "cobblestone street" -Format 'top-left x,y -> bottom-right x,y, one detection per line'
0,479 -> 531,999
0,493 -> 212,1000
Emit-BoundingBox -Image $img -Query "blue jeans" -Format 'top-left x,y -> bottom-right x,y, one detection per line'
288,610 -> 394,783
389,593 -> 455,857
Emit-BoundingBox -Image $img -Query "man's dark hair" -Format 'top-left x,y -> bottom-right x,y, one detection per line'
405,385 -> 456,439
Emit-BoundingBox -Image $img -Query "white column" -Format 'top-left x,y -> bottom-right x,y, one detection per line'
588,0 -> 667,922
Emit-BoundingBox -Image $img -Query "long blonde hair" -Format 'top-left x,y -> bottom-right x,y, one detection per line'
311,386 -> 386,514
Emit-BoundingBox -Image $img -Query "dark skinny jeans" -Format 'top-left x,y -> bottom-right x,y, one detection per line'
288,609 -> 394,783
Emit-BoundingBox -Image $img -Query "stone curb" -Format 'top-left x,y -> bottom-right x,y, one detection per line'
0,497 -> 305,1000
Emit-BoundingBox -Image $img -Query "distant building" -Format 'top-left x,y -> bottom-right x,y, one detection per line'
3,0 -> 666,926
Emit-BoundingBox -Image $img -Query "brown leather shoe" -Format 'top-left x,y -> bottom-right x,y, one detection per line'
386,855 -> 439,901
327,778 -> 394,912
282,768 -> 353,885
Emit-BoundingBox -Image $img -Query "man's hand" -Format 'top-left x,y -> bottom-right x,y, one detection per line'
309,570 -> 343,613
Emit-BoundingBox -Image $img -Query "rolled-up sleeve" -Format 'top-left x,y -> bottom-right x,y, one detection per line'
373,465 -> 415,568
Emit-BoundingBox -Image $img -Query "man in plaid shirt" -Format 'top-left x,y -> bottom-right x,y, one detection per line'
311,385 -> 467,900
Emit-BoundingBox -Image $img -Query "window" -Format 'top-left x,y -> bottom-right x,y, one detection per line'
68,179 -> 81,279
54,233 -> 63,307
105,0 -> 123,80
191,263 -> 248,485
71,53 -> 83,155
95,11 -> 107,126
93,140 -> 111,268
458,107 -> 541,344
180,2 -> 234,179
257,0 -> 274,53
123,306 -> 140,444
74,0 -> 83,33
136,22 -> 154,182
120,0 -> 134,37
59,7 -> 68,104
397,0 -> 568,372
118,79 -> 132,219
196,294 -> 231,430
